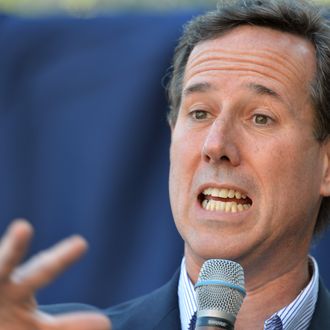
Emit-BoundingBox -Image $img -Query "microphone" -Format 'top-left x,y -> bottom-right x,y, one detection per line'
194,259 -> 246,330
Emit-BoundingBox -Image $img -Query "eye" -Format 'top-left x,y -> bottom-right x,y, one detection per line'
252,114 -> 273,125
190,110 -> 209,121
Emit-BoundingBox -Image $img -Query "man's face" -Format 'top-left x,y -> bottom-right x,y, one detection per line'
169,25 -> 330,278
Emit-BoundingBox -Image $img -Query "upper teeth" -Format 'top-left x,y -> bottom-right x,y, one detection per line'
203,188 -> 247,199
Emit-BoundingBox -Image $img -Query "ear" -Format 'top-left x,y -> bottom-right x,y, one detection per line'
320,139 -> 330,196
167,111 -> 176,133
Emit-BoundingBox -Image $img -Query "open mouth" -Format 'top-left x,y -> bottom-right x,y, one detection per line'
198,187 -> 253,213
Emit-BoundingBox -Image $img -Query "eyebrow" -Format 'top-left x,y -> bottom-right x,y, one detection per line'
183,82 -> 215,96
246,82 -> 281,101
182,81 -> 284,103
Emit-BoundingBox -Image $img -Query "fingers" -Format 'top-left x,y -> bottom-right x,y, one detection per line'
0,219 -> 34,281
55,313 -> 111,330
38,311 -> 111,330
0,221 -> 104,330
12,234 -> 88,291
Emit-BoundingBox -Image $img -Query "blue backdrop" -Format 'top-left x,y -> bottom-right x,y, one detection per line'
0,11 -> 329,308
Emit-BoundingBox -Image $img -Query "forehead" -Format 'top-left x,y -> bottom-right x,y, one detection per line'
184,25 -> 316,94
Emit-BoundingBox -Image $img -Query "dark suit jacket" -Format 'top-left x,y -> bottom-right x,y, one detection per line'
42,270 -> 330,330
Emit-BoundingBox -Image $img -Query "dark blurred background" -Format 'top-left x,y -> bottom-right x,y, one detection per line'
0,0 -> 329,309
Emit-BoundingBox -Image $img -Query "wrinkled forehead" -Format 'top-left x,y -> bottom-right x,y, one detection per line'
184,25 -> 316,88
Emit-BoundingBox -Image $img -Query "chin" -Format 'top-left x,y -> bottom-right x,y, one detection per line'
187,233 -> 249,263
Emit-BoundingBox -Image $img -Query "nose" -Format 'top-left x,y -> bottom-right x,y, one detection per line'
202,116 -> 241,166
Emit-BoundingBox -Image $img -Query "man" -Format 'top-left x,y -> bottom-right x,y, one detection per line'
0,0 -> 329,329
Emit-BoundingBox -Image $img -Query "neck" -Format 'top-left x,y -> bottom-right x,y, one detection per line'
234,257 -> 311,330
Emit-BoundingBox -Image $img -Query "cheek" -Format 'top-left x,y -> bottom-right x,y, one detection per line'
253,135 -> 323,217
169,127 -> 203,213
278,140 -> 322,186
169,139 -> 193,201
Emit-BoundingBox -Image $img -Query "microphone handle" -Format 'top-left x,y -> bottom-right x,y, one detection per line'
195,316 -> 234,330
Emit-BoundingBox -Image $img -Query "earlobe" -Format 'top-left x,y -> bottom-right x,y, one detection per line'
320,141 -> 330,196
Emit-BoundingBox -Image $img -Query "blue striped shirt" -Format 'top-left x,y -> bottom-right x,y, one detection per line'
178,257 -> 319,330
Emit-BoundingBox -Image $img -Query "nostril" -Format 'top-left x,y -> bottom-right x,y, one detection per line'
203,154 -> 231,163
220,155 -> 230,161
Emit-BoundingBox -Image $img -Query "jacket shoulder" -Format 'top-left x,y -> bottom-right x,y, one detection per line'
104,270 -> 180,330
40,302 -> 100,314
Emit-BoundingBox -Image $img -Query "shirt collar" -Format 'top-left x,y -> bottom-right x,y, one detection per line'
178,256 -> 319,330
178,258 -> 197,330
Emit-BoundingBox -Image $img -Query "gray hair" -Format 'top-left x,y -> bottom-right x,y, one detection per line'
167,0 -> 330,234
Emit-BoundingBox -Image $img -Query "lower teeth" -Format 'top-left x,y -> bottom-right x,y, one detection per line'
202,200 -> 250,212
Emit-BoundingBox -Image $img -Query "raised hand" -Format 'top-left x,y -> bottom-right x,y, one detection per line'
0,219 -> 111,330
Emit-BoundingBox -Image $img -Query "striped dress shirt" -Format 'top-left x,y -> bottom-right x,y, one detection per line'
178,257 -> 319,330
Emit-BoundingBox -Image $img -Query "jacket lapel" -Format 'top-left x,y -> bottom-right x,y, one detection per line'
153,269 -> 181,330
308,279 -> 330,329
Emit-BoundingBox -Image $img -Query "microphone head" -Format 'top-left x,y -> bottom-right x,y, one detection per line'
195,259 -> 246,327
